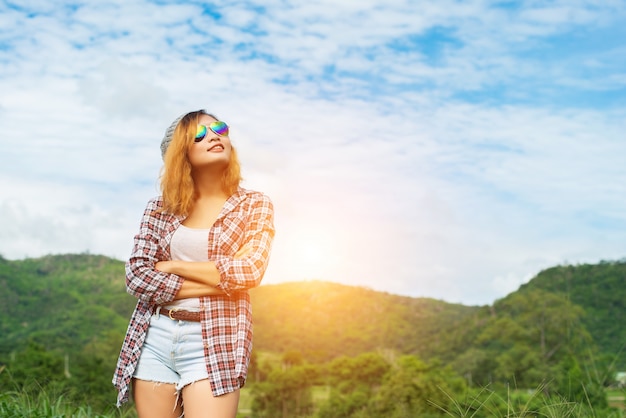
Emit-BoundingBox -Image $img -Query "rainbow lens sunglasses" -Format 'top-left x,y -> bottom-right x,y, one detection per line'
195,121 -> 229,142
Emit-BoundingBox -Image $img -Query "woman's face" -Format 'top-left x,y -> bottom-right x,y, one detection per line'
187,114 -> 232,170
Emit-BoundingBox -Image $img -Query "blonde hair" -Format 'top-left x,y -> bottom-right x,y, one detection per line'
160,110 -> 242,216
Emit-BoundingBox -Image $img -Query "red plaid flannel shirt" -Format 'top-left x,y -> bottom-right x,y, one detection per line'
112,187 -> 274,406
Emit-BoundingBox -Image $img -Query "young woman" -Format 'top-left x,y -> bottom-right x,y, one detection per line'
113,110 -> 275,418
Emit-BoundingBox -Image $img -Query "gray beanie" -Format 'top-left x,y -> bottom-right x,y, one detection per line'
160,113 -> 186,160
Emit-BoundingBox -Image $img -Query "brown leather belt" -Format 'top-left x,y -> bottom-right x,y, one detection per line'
160,307 -> 202,322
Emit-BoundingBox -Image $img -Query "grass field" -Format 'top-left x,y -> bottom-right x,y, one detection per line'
1,385 -> 624,417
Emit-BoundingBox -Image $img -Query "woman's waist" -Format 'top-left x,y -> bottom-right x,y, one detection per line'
162,297 -> 201,311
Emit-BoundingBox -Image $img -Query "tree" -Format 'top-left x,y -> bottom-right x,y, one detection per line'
0,340 -> 65,388
251,364 -> 318,418
315,352 -> 391,417
467,290 -> 592,389
369,355 -> 466,418
325,352 -> 390,389
555,353 -> 608,409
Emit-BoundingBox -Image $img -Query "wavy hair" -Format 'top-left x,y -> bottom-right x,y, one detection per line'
160,110 -> 242,216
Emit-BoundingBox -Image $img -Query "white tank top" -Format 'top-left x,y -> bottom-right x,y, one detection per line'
163,224 -> 210,311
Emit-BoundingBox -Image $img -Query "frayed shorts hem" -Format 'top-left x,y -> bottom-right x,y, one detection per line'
133,376 -> 210,393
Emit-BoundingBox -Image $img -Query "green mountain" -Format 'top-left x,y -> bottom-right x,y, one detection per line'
249,280 -> 477,362
517,261 -> 626,370
1,254 -> 624,371
0,254 -> 131,356
0,254 -> 477,362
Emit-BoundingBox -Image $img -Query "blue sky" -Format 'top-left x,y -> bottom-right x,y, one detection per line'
1,0 -> 625,305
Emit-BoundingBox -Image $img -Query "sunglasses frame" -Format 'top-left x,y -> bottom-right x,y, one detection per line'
195,121 -> 229,142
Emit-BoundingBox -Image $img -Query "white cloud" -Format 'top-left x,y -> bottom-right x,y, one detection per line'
0,0 -> 625,305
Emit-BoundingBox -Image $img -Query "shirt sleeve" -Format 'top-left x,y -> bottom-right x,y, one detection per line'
125,198 -> 184,305
214,193 -> 275,295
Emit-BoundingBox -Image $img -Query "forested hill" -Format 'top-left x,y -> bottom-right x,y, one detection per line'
516,261 -> 626,370
0,253 -> 476,362
1,254 -> 624,370
249,280 -> 476,362
0,254 -> 132,355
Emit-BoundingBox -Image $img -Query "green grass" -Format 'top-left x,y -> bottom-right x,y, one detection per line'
2,385 -> 624,417
430,384 -> 626,418
0,389 -> 133,418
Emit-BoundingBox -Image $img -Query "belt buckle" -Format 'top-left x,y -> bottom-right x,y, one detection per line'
168,308 -> 179,320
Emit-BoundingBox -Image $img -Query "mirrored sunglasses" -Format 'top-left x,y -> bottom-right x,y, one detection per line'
195,121 -> 229,142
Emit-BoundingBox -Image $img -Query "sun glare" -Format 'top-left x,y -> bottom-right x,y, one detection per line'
296,241 -> 325,266
277,225 -> 342,281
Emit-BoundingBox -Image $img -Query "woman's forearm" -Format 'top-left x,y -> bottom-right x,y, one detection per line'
156,260 -> 222,286
173,279 -> 226,299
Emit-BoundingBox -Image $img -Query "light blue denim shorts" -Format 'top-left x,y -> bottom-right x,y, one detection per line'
133,310 -> 209,391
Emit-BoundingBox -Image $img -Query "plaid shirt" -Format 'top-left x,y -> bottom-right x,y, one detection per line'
113,187 -> 274,406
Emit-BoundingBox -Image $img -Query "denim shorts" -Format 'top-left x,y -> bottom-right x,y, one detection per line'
133,310 -> 209,391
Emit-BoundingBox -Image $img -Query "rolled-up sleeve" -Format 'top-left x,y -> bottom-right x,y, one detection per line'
125,198 -> 184,305
214,194 -> 275,295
